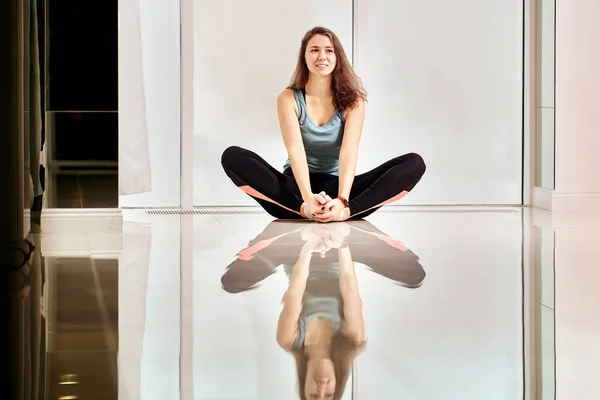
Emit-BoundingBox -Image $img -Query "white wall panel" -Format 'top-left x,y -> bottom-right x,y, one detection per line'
354,0 -> 524,205
554,0 -> 600,200
193,0 -> 353,206
193,0 -> 523,206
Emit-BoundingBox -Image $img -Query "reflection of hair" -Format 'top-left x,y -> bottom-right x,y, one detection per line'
288,26 -> 367,111
292,333 -> 366,400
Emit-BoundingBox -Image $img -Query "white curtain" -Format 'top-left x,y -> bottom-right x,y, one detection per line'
118,222 -> 152,400
118,0 -> 152,195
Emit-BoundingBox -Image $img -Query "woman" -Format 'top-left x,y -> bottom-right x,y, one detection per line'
221,26 -> 426,222
276,223 -> 366,399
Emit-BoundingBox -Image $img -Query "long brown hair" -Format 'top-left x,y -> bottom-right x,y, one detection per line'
288,26 -> 367,111
292,333 -> 366,400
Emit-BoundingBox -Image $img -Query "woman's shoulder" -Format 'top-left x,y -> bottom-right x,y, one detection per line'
278,87 -> 299,102
342,96 -> 366,120
277,88 -> 301,117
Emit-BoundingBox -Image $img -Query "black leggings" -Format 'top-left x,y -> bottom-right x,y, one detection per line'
221,146 -> 426,219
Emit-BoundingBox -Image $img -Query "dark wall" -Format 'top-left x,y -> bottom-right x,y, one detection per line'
47,0 -> 118,162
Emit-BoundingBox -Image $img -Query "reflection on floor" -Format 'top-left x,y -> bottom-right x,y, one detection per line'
46,170 -> 118,208
13,207 -> 600,399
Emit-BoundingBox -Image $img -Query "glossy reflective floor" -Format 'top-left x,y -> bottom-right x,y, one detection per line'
44,170 -> 118,208
14,207 -> 600,399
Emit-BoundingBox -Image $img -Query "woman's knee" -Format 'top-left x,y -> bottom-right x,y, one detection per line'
404,153 -> 426,177
221,146 -> 246,169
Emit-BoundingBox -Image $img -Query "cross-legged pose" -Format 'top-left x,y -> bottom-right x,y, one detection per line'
221,26 -> 426,222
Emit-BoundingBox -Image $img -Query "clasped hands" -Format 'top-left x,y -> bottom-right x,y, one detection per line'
303,191 -> 348,223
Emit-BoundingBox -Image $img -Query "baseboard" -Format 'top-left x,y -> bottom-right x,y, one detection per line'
532,186 -> 553,211
552,192 -> 600,213
41,208 -> 123,234
529,207 -> 553,229
40,231 -> 123,258
529,190 -> 600,227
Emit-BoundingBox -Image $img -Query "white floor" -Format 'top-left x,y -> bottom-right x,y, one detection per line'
39,206 -> 600,400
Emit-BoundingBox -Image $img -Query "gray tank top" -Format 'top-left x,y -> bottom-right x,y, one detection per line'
289,263 -> 345,351
283,89 -> 345,175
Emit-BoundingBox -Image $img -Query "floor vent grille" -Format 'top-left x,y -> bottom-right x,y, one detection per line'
146,209 -> 266,215
145,206 -> 522,216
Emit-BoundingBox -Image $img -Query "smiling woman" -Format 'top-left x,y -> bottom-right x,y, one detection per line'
221,26 -> 426,223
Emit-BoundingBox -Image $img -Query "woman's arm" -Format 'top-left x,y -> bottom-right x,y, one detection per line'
338,247 -> 365,344
277,89 -> 313,202
338,99 -> 366,199
275,245 -> 313,350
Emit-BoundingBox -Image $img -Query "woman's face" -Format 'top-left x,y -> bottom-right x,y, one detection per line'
305,34 -> 337,77
305,357 -> 336,399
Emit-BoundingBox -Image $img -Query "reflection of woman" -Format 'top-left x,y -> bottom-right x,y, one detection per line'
221,221 -> 425,399
221,220 -> 426,294
276,224 -> 365,399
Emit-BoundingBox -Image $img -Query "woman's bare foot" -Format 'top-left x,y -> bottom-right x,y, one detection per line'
335,207 -> 351,221
300,202 -> 315,220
